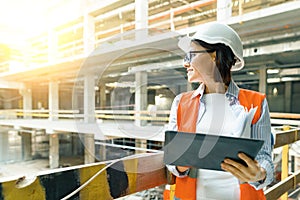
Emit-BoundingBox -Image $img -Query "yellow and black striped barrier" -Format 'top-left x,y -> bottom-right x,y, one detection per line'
0,153 -> 167,200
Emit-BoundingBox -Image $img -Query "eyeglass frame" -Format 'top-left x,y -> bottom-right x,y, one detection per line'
184,49 -> 215,63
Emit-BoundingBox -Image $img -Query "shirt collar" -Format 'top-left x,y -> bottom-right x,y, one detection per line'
226,80 -> 239,99
191,80 -> 239,100
191,82 -> 205,99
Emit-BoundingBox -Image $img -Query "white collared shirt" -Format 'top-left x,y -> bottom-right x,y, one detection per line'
167,80 -> 274,198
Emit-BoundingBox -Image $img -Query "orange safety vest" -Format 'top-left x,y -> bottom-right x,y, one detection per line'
172,88 -> 266,200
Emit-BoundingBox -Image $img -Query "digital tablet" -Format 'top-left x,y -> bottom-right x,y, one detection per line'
163,130 -> 264,171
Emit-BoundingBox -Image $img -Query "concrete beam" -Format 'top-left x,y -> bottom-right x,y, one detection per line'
49,81 -> 59,121
135,139 -> 147,154
21,87 -> 32,119
49,134 -> 59,169
217,0 -> 232,21
135,0 -> 148,40
227,1 -> 300,27
0,80 -> 24,89
284,81 -> 292,112
0,130 -> 9,162
21,132 -> 32,161
84,75 -> 95,123
99,84 -> 106,109
83,14 -> 95,56
259,65 -> 267,94
244,40 -> 300,57
84,134 -> 95,164
135,71 -> 147,126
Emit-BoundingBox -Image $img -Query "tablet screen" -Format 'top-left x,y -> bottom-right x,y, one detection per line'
163,131 -> 264,171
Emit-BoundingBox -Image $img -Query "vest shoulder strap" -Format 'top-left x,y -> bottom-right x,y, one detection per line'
238,88 -> 266,124
177,91 -> 199,133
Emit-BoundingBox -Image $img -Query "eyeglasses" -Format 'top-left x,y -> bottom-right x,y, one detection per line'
184,50 -> 215,63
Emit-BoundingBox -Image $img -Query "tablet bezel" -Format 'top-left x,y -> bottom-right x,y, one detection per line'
163,130 -> 264,171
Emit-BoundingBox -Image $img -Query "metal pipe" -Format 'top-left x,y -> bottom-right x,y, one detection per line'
94,0 -> 216,38
95,141 -> 161,153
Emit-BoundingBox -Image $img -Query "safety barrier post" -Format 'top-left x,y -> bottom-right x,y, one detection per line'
280,125 -> 290,200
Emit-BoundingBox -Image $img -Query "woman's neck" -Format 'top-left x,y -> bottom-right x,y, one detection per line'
204,81 -> 228,94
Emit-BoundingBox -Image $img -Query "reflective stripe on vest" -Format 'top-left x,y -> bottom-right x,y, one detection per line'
173,89 -> 266,200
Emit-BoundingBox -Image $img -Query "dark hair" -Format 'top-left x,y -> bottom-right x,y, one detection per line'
192,39 -> 236,86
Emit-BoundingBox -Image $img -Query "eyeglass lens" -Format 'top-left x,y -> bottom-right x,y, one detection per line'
184,50 -> 214,63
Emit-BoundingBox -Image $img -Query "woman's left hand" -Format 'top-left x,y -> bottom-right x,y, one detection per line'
221,153 -> 266,183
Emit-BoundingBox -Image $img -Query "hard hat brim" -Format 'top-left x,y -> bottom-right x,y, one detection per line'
178,36 -> 244,71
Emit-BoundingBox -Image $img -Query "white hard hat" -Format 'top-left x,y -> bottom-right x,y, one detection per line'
179,22 -> 244,71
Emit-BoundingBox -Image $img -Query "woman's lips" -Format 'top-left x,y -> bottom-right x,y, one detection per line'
187,68 -> 193,75
187,69 -> 193,76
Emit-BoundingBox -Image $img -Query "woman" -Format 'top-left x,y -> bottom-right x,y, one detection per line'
166,23 -> 274,200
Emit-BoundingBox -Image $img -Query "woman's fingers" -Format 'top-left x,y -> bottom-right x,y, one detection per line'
223,158 -> 246,170
221,155 -> 266,182
238,153 -> 256,167
176,166 -> 190,172
221,160 -> 251,182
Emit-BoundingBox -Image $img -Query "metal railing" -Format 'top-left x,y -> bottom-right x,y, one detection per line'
265,126 -> 300,200
1,109 -> 299,125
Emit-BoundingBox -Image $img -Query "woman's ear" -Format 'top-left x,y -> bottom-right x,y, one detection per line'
211,51 -> 217,61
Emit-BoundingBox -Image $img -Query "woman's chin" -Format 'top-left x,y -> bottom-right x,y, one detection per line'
188,77 -> 202,83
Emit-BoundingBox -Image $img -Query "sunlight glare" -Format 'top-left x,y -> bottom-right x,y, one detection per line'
0,0 -> 80,45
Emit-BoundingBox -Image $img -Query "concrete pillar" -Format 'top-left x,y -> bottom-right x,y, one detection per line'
99,84 -> 106,109
83,14 -> 95,56
2,90 -> 13,109
99,143 -> 106,161
72,133 -> 80,156
136,139 -> 147,154
21,87 -> 32,119
21,132 -> 32,161
135,71 -> 147,126
49,134 -> 59,169
0,131 -> 9,162
48,29 -> 58,62
84,134 -> 95,164
170,8 -> 175,31
284,81 -> 292,113
135,0 -> 148,40
259,66 -> 267,94
49,81 -> 59,121
217,0 -> 232,21
84,75 -> 95,123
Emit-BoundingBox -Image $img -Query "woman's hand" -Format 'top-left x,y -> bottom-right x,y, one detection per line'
176,166 -> 190,173
221,153 -> 266,183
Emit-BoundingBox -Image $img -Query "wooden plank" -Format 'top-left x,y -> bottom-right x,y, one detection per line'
280,145 -> 289,200
274,129 -> 300,148
265,171 -> 300,200
271,118 -> 300,126
270,112 -> 300,119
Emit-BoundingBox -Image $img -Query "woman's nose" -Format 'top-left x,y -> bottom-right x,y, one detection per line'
183,62 -> 190,68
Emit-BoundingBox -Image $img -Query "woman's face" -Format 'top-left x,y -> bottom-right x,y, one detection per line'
184,41 -> 216,83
